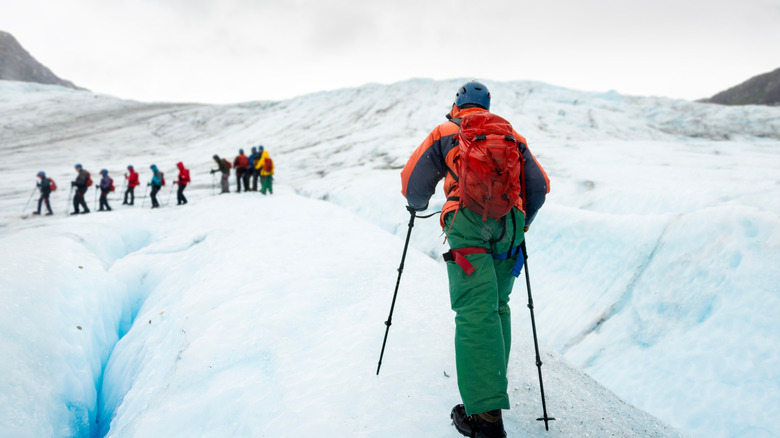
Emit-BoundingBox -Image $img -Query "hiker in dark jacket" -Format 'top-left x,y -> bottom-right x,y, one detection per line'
210,155 -> 230,193
33,171 -> 54,215
148,164 -> 163,208
248,146 -> 259,191
70,164 -> 90,215
98,169 -> 112,211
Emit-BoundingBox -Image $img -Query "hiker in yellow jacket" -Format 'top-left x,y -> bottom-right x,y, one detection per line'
260,153 -> 274,195
254,146 -> 274,195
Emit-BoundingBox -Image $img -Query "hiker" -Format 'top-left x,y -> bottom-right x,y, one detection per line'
233,149 -> 250,193
253,145 -> 269,191
248,146 -> 259,191
148,164 -> 164,208
70,163 -> 91,215
260,154 -> 274,195
400,81 -> 550,438
33,171 -> 54,215
210,155 -> 230,193
175,161 -> 190,205
124,165 -> 139,205
97,169 -> 113,211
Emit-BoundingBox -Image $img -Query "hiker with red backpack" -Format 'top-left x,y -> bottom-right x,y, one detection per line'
97,169 -> 114,211
70,163 -> 91,215
260,154 -> 274,195
124,165 -> 139,205
253,146 -> 269,191
33,171 -> 55,216
210,154 -> 230,193
401,81 -> 550,438
175,161 -> 190,205
233,149 -> 250,193
148,164 -> 164,208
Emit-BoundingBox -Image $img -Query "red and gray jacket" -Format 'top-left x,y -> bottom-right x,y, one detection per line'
401,105 -> 550,228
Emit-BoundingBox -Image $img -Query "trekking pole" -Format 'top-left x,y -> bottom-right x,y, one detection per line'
93,184 -> 99,210
376,207 -> 440,375
520,240 -> 555,430
141,185 -> 149,207
65,186 -> 74,214
166,183 -> 175,206
22,186 -> 36,213
211,172 -> 216,195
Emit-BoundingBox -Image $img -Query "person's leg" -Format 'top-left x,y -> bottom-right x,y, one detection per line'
444,209 -> 511,416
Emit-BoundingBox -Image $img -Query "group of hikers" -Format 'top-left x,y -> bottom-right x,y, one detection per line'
211,145 -> 275,195
28,146 -> 275,216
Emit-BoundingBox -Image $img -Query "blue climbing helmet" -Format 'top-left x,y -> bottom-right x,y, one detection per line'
74,163 -> 82,169
150,164 -> 158,171
455,81 -> 491,110
37,171 -> 46,178
239,148 -> 244,154
100,169 -> 108,175
127,165 -> 134,170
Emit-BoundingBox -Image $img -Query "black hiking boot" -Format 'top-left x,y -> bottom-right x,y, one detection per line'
451,404 -> 506,438
70,211 -> 80,215
32,211 -> 41,215
45,212 -> 53,216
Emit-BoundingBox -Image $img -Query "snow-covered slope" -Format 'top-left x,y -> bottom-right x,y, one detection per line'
1,78 -> 779,438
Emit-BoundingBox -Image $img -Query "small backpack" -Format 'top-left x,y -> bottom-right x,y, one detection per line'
49,178 -> 57,192
159,171 -> 165,186
109,178 -> 115,192
452,112 -> 524,221
224,158 -> 232,169
264,158 -> 274,173
85,171 -> 93,187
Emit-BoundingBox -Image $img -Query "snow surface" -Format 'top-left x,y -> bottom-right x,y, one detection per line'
1,78 -> 779,438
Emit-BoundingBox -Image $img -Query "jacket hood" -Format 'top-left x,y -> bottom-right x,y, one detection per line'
177,162 -> 184,170
150,165 -> 158,171
447,104 -> 488,120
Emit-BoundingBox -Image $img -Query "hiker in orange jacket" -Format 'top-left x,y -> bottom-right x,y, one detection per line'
233,149 -> 250,193
401,81 -> 550,438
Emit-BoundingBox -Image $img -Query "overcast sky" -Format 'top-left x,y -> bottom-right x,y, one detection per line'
3,0 -> 779,104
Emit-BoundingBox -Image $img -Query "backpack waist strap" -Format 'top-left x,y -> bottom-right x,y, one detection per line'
444,245 -> 525,277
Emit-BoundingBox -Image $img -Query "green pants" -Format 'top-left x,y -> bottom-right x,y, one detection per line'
444,207 -> 525,416
260,175 -> 273,194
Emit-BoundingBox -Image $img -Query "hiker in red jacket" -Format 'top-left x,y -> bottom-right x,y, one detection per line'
175,161 -> 190,205
233,149 -> 250,193
124,165 -> 140,205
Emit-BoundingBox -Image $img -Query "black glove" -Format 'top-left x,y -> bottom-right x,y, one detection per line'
210,169 -> 216,174
71,182 -> 75,187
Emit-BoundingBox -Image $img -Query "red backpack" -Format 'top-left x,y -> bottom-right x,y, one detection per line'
264,158 -> 274,173
160,172 -> 165,186
109,178 -> 115,192
49,178 -> 57,192
453,112 -> 524,221
85,171 -> 93,188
